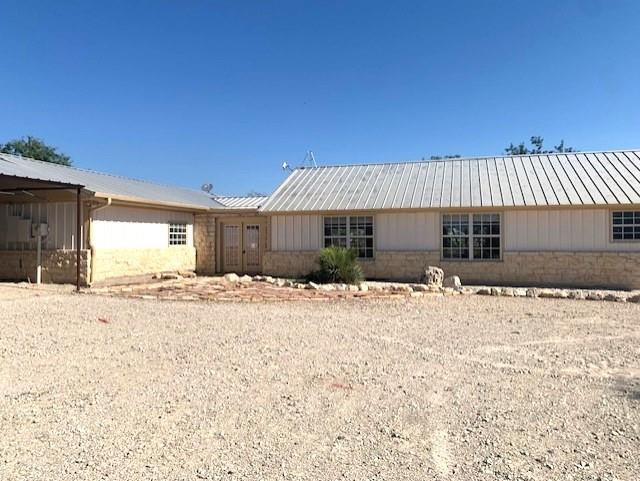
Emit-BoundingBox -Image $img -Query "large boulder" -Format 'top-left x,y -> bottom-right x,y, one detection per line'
421,266 -> 444,287
224,273 -> 240,283
443,275 -> 462,291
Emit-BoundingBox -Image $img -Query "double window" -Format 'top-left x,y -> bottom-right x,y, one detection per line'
323,216 -> 374,258
612,211 -> 640,241
442,213 -> 501,260
169,223 -> 187,246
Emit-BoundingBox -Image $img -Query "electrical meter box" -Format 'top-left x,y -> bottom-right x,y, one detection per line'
31,223 -> 49,238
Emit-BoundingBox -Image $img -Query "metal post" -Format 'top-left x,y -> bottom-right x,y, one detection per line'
36,230 -> 42,285
76,187 -> 81,292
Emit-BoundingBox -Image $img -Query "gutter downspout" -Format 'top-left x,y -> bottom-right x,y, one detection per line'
87,198 -> 111,285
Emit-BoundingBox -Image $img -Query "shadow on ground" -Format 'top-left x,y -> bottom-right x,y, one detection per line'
615,377 -> 640,401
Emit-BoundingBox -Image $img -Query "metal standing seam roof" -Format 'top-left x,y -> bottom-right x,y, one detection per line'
213,195 -> 269,209
259,150 -> 640,212
0,153 -> 224,210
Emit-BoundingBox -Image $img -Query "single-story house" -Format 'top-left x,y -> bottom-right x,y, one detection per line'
2,150 -> 640,289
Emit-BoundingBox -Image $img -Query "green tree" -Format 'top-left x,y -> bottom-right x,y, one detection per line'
505,136 -> 575,155
0,136 -> 72,166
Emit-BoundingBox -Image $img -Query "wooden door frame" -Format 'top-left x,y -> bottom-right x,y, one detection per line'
216,215 -> 267,274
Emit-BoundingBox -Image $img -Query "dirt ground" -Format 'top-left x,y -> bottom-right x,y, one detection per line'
0,285 -> 638,481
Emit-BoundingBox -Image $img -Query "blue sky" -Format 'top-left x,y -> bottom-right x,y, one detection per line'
1,1 -> 639,195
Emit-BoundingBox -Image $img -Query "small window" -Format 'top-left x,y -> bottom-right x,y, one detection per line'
169,223 -> 187,245
349,216 -> 374,259
323,216 -> 374,258
442,213 -> 501,260
323,216 -> 347,248
442,214 -> 469,259
612,211 -> 640,241
472,213 -> 501,259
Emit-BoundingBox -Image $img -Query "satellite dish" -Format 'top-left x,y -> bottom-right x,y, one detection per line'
282,162 -> 292,172
201,183 -> 213,193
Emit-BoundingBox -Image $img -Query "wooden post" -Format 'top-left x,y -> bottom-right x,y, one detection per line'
76,187 -> 81,292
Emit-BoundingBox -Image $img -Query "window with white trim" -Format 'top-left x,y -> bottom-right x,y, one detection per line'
169,223 -> 187,245
612,211 -> 640,240
323,216 -> 374,258
442,213 -> 501,260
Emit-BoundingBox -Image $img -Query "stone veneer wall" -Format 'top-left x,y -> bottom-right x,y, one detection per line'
91,246 -> 195,282
0,250 -> 90,285
263,250 -> 640,289
194,213 -> 216,275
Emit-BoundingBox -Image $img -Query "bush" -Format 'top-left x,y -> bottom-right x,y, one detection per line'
308,246 -> 364,284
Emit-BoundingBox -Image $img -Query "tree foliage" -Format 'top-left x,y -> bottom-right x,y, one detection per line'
0,136 -> 72,166
427,154 -> 462,160
505,136 -> 575,155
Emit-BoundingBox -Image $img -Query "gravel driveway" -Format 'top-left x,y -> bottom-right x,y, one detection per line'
1,285 -> 639,480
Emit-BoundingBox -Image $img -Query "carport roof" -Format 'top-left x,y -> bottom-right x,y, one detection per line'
0,153 -> 223,210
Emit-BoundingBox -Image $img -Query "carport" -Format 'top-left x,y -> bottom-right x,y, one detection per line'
0,172 -> 85,290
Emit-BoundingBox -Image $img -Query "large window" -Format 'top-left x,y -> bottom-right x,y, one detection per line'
442,213 -> 501,260
169,223 -> 188,246
323,216 -> 374,258
612,211 -> 640,241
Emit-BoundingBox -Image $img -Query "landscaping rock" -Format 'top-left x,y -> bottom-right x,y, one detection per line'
443,275 -> 462,290
604,293 -> 626,302
586,291 -> 604,301
513,288 -> 528,297
178,271 -> 197,279
224,273 -> 240,283
239,275 -> 253,283
421,266 -> 444,287
410,283 -> 430,292
161,272 -> 183,281
526,288 -> 540,298
477,287 -> 492,296
308,282 -> 321,290
490,287 -> 500,296
358,283 -> 369,292
627,293 -> 640,303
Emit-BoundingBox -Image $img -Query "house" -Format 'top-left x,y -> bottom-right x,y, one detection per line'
2,150 -> 640,289
0,153 -> 221,286
257,150 -> 640,289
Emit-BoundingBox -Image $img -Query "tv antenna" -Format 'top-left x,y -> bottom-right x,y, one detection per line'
281,161 -> 292,172
304,150 -> 318,168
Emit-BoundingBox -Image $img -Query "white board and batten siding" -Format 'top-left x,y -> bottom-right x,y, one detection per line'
270,209 -> 640,253
91,205 -> 194,249
0,202 -> 82,250
270,215 -> 322,251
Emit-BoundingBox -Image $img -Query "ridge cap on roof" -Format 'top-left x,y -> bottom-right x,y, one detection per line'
0,152 -> 212,196
293,149 -> 640,170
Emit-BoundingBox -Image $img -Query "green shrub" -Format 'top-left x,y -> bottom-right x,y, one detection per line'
308,246 -> 364,284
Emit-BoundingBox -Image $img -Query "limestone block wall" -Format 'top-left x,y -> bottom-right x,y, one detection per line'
262,249 -> 640,289
194,213 -> 216,275
91,246 -> 195,282
0,250 -> 90,285
262,251 -> 319,278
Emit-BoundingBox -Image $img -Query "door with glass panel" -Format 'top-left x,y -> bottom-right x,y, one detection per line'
243,224 -> 261,274
222,224 -> 241,272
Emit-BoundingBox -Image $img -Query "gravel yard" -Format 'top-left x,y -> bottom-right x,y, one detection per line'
1,285 -> 639,481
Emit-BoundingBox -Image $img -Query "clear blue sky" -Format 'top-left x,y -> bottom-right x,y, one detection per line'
1,1 -> 639,195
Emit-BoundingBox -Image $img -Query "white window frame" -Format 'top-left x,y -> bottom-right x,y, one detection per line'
440,212 -> 502,261
323,215 -> 375,259
169,223 -> 188,246
611,210 -> 640,242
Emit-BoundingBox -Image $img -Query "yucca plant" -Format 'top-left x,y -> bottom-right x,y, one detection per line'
309,246 -> 364,284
